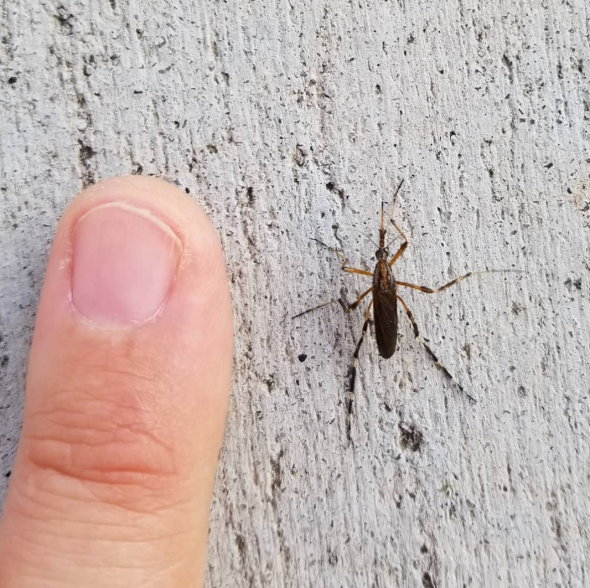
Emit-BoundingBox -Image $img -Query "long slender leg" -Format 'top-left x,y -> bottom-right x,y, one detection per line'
397,294 -> 476,404
396,269 -> 520,294
388,227 -> 407,268
347,299 -> 374,442
292,299 -> 340,319
292,287 -> 372,319
312,238 -> 373,276
339,286 -> 372,314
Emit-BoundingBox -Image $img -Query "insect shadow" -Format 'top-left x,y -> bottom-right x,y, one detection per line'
294,180 -> 520,442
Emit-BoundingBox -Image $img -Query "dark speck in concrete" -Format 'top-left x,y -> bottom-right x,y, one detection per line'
422,572 -> 437,588
398,422 -> 423,452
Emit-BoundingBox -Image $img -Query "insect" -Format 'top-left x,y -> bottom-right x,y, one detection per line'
295,180 -> 515,441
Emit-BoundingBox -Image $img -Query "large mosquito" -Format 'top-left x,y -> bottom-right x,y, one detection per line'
295,180 -> 515,441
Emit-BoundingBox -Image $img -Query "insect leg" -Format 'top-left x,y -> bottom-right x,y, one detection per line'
293,286 -> 372,320
396,295 -> 476,404
347,299 -> 374,442
396,269 -> 521,294
339,286 -> 372,314
388,228 -> 408,268
292,299 -> 340,319
312,238 -> 373,276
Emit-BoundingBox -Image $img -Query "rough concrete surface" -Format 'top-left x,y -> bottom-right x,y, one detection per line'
1,1 -> 589,586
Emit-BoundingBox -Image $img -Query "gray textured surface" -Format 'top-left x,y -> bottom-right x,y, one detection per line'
1,1 -> 590,586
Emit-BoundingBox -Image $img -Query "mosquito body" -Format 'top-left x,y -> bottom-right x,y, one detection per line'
295,180 -> 515,441
371,210 -> 399,359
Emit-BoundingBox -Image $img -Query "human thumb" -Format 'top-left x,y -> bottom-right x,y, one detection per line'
0,176 -> 232,587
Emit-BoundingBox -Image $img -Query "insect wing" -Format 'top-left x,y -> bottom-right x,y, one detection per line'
373,287 -> 398,358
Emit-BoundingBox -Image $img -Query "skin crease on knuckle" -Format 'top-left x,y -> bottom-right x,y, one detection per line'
20,354 -> 184,509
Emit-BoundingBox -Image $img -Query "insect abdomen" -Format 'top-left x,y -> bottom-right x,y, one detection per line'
373,260 -> 398,358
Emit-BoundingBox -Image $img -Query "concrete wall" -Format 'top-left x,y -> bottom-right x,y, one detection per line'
1,1 -> 589,585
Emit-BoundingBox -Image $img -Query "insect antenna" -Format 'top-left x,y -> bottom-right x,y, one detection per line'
350,228 -> 379,249
390,179 -> 405,220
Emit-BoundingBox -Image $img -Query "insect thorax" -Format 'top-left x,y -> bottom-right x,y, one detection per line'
373,259 -> 395,292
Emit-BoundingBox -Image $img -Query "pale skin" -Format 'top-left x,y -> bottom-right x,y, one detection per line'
0,176 -> 234,587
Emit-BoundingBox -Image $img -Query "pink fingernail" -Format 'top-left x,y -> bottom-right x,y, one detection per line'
71,202 -> 182,326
